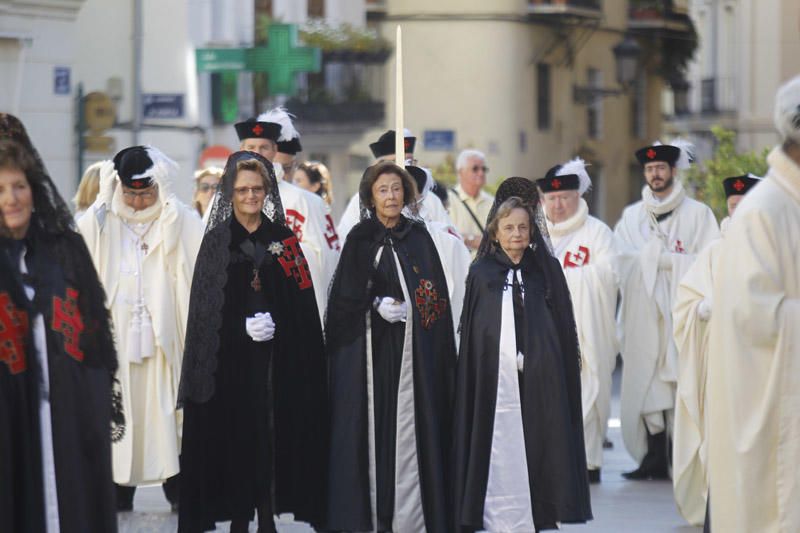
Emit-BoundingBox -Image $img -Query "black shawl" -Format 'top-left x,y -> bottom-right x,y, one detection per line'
325,216 -> 457,532
453,247 -> 592,531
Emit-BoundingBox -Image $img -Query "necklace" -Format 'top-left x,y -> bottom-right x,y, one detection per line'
122,220 -> 156,253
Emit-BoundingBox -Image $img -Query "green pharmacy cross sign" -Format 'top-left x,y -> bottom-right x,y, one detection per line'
196,23 -> 321,120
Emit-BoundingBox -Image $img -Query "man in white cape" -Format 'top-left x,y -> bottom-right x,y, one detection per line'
671,173 -> 761,526
615,141 -> 719,480
78,146 -> 203,511
537,158 -> 619,483
235,111 -> 340,324
706,76 -> 800,533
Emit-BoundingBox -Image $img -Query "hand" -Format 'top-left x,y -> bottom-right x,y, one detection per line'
375,297 -> 407,324
245,312 -> 275,342
658,250 -> 673,271
463,234 -> 482,251
698,299 -> 712,321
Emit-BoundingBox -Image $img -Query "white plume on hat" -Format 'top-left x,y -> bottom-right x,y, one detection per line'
653,138 -> 695,170
258,107 -> 300,142
774,75 -> 800,143
141,146 -> 179,183
557,157 -> 592,195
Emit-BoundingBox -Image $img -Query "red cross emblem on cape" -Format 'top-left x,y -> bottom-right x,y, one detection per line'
414,279 -> 447,330
551,178 -> 562,189
252,124 -> 264,136
277,235 -> 313,290
285,209 -> 306,242
733,179 -> 745,192
0,292 -> 29,374
673,240 -> 686,253
563,245 -> 591,268
52,288 -> 85,362
324,214 -> 340,251
646,148 -> 657,159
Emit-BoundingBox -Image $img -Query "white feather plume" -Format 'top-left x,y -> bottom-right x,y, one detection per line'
557,157 -> 592,195
258,107 -> 300,141
747,172 -> 763,180
668,137 -> 696,170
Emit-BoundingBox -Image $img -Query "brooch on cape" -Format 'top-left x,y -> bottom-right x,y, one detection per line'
268,241 -> 285,256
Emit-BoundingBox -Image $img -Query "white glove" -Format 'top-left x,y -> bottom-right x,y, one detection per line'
658,250 -> 673,271
374,297 -> 407,324
246,312 -> 275,342
698,299 -> 712,321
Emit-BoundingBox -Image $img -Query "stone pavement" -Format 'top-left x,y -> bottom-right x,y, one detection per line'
120,365 -> 702,532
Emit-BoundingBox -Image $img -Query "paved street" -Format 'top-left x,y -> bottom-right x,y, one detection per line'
120,364 -> 702,532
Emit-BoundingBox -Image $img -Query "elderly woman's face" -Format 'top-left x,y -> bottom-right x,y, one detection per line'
371,172 -> 404,225
496,207 -> 530,256
232,169 -> 267,219
0,166 -> 33,239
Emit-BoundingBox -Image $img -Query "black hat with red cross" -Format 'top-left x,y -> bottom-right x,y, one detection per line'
635,144 -> 681,167
113,146 -> 154,189
234,118 -> 282,143
369,130 -> 417,159
536,164 -> 579,192
722,174 -> 761,198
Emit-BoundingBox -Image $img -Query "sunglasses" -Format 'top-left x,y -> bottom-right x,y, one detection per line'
471,165 -> 489,173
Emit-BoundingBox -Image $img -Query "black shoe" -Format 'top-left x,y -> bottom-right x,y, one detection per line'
162,473 -> 180,512
115,484 -> 136,512
588,468 -> 601,484
622,430 -> 670,480
603,438 -> 614,449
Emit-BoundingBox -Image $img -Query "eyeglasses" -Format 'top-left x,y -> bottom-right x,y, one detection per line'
122,189 -> 157,199
471,165 -> 489,173
198,183 -> 219,193
233,186 -> 266,196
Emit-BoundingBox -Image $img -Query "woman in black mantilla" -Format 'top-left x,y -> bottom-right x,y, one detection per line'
177,151 -> 328,533
326,162 -> 457,532
452,178 -> 592,532
0,114 -> 119,532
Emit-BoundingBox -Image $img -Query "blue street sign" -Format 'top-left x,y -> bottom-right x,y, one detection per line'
423,130 -> 455,151
54,66 -> 70,95
142,94 -> 184,119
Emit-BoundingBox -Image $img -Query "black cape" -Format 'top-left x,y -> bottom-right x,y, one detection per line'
179,215 -> 328,531
0,228 -> 119,533
325,216 -> 457,532
453,247 -> 592,532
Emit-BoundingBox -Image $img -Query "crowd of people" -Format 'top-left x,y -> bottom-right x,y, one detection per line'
1,75 -> 799,533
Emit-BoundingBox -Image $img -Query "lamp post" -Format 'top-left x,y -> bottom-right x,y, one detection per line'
573,35 -> 642,104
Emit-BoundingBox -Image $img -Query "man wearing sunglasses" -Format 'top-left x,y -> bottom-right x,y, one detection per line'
447,149 -> 494,255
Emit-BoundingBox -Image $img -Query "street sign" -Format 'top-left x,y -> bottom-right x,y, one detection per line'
143,93 -> 184,119
54,66 -> 70,95
424,130 -> 455,151
196,48 -> 247,71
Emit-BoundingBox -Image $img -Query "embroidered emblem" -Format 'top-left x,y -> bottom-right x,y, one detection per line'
285,208 -> 306,241
414,279 -> 447,329
324,214 -> 340,251
673,240 -> 686,253
647,148 -> 657,159
277,235 -> 313,290
551,178 -> 562,189
268,241 -> 285,256
733,179 -> 745,192
252,124 -> 264,136
563,245 -> 591,268
0,292 -> 29,374
52,288 -> 85,362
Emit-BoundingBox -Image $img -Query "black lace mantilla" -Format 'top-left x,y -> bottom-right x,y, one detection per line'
178,151 -> 285,405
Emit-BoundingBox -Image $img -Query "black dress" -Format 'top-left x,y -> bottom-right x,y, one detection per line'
326,215 -> 457,532
0,228 -> 119,533
179,215 -> 328,532
452,246 -> 592,532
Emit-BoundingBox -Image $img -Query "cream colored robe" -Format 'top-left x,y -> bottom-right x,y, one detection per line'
78,174 -> 203,485
615,187 -> 719,462
707,146 -> 800,533
672,221 -> 728,525
549,200 -> 620,470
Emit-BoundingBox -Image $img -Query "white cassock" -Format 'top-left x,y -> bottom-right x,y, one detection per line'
614,181 -> 719,462
707,146 -> 800,533
279,180 -> 341,325
548,198 -> 619,470
671,216 -> 732,525
78,175 -> 203,485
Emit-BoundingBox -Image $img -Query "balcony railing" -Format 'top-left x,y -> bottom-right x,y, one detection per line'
628,0 -> 693,32
528,0 -> 602,19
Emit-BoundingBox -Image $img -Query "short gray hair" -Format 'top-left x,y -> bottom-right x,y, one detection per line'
456,149 -> 486,171
774,75 -> 800,144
